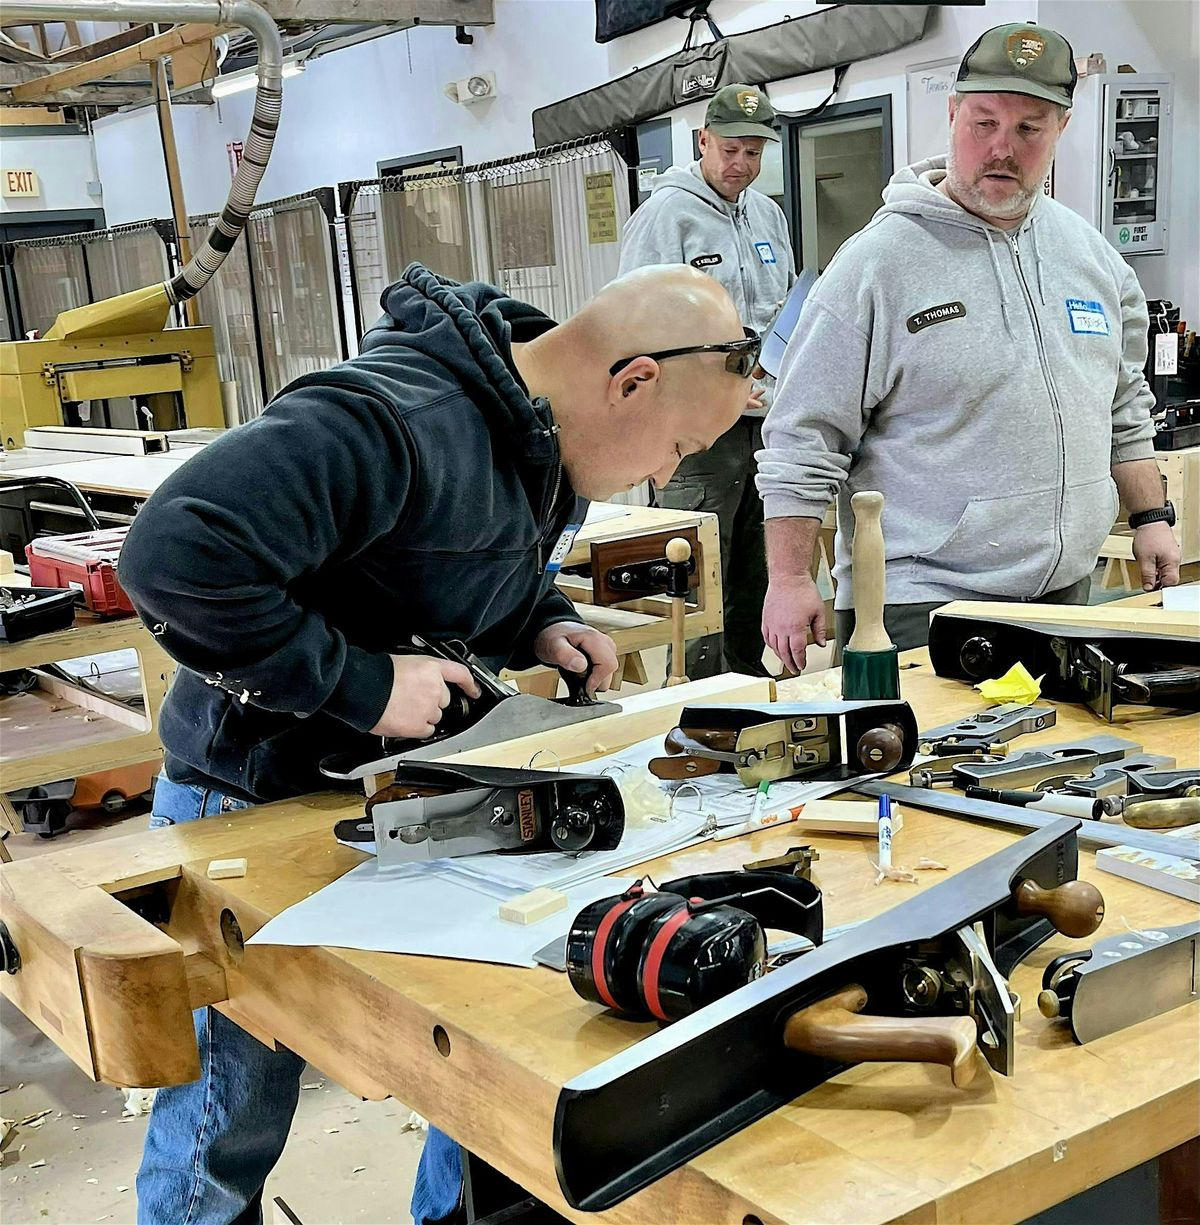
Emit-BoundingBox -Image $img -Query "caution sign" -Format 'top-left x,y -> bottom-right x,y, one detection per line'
586,171 -> 618,245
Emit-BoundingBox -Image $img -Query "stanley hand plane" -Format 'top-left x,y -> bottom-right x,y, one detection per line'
648,700 -> 919,787
321,636 -> 620,783
334,762 -> 625,865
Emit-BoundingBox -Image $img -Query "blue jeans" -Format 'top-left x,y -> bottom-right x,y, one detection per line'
137,775 -> 463,1225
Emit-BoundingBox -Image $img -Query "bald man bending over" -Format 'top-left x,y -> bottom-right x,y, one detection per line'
120,261 -> 756,1225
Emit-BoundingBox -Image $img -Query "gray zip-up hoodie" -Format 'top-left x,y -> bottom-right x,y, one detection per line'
618,161 -> 794,414
757,156 -> 1156,607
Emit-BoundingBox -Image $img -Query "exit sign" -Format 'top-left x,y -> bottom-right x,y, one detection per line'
3,169 -> 40,198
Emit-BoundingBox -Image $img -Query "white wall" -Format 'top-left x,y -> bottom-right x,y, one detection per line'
87,0 -> 1197,316
1042,0 -> 1199,317
0,130 -> 100,215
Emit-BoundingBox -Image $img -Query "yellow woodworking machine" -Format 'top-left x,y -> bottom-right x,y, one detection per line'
0,284 -> 224,451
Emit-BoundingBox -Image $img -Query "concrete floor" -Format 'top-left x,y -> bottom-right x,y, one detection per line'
1,996 -> 426,1224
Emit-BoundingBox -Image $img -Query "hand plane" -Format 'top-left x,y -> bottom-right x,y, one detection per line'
1038,920 -> 1199,1044
918,703 -> 1056,755
554,819 -> 1103,1211
946,735 -> 1140,792
334,763 -> 625,864
648,701 -> 919,787
321,636 -> 620,782
928,611 -> 1200,721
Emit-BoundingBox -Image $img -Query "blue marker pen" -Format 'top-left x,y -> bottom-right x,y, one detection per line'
877,794 -> 894,870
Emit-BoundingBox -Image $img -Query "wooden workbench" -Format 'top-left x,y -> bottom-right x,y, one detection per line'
0,614 -> 174,835
1,638 -> 1195,1224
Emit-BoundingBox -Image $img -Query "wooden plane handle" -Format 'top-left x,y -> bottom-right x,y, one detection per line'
665,726 -> 733,755
648,753 -> 722,780
1014,878 -> 1105,938
846,491 -> 894,654
783,983 -> 978,1088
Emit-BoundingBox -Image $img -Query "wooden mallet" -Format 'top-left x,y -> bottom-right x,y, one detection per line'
841,490 -> 900,700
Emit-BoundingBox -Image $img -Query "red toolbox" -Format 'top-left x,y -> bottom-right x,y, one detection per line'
25,526 -> 134,616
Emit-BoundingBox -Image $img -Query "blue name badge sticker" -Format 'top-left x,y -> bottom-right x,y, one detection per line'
545,523 -> 582,573
754,241 -> 777,266
1065,298 -> 1110,336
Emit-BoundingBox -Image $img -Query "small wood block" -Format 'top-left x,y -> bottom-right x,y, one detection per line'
206,858 -> 247,880
497,887 -> 567,926
791,801 -> 904,836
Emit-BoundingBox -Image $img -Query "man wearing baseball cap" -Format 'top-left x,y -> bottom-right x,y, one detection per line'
759,24 -> 1178,674
619,83 -> 795,680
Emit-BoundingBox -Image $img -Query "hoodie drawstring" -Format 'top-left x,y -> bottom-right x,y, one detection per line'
984,230 -> 1015,340
1029,214 -> 1047,306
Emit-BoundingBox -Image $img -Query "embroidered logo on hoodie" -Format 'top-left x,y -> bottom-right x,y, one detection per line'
907,301 -> 967,333
691,253 -> 723,269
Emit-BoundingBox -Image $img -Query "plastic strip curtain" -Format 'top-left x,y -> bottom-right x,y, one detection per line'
346,175 -> 475,336
188,214 -> 264,423
345,137 -> 630,336
245,194 -> 342,397
478,142 -> 628,320
10,237 -> 88,338
82,221 -> 172,304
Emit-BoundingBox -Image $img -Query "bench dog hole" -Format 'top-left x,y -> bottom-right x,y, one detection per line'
220,909 -> 245,961
433,1025 -> 452,1058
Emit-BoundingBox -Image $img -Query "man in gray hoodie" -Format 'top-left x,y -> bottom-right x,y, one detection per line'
619,83 -> 794,678
758,23 -> 1180,673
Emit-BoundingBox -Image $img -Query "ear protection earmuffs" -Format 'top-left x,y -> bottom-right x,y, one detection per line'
566,869 -> 823,1023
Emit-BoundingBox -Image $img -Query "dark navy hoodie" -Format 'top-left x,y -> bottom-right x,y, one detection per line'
120,264 -> 585,802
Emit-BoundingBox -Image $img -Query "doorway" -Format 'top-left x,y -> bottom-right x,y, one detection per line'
780,97 -> 893,274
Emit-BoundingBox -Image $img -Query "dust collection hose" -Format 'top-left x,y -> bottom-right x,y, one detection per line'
2,0 -> 282,305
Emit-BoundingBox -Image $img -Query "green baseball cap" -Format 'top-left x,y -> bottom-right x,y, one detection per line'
704,84 -> 780,142
956,23 -> 1078,108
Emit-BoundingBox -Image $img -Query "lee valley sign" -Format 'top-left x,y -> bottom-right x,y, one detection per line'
2,170 -> 41,198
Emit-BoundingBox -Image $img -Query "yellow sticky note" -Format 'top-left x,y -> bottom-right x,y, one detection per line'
975,662 -> 1042,706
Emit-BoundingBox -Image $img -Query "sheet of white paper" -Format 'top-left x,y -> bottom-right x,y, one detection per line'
583,502 -> 630,526
249,866 -> 636,967
1162,583 -> 1200,612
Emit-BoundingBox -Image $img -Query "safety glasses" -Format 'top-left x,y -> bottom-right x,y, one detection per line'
608,326 -> 762,380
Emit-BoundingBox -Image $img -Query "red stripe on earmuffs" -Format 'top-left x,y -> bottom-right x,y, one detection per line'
591,898 -> 639,1011
641,905 -> 693,1022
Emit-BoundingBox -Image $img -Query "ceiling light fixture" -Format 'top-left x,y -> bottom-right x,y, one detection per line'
212,59 -> 304,99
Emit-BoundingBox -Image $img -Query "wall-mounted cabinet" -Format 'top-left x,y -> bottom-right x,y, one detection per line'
1055,73 -> 1173,258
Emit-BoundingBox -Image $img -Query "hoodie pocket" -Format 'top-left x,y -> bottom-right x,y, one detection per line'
1057,475 -> 1120,581
911,486 -> 1059,597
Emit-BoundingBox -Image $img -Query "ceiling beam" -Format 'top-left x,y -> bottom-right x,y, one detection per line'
6,22 -> 220,103
49,22 -> 153,62
256,0 -> 492,24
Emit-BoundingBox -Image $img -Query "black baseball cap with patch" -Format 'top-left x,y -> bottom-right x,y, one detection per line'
704,84 -> 780,142
956,23 -> 1077,108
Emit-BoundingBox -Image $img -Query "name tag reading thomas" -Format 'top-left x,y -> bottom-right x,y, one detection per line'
906,301 -> 967,333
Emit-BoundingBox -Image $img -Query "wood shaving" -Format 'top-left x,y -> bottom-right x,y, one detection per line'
352,1166 -> 366,1174
872,860 -> 918,885
117,1185 -> 129,1192
324,1128 -> 339,1134
29,1159 -> 45,1169
914,857 -> 947,871
300,1081 -> 324,1091
86,1178 -> 98,1184
18,1110 -> 52,1127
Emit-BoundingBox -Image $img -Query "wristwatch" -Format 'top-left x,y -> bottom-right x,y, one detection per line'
1128,501 -> 1176,530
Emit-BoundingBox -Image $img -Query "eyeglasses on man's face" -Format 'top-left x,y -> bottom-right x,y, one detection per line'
607,327 -> 762,381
